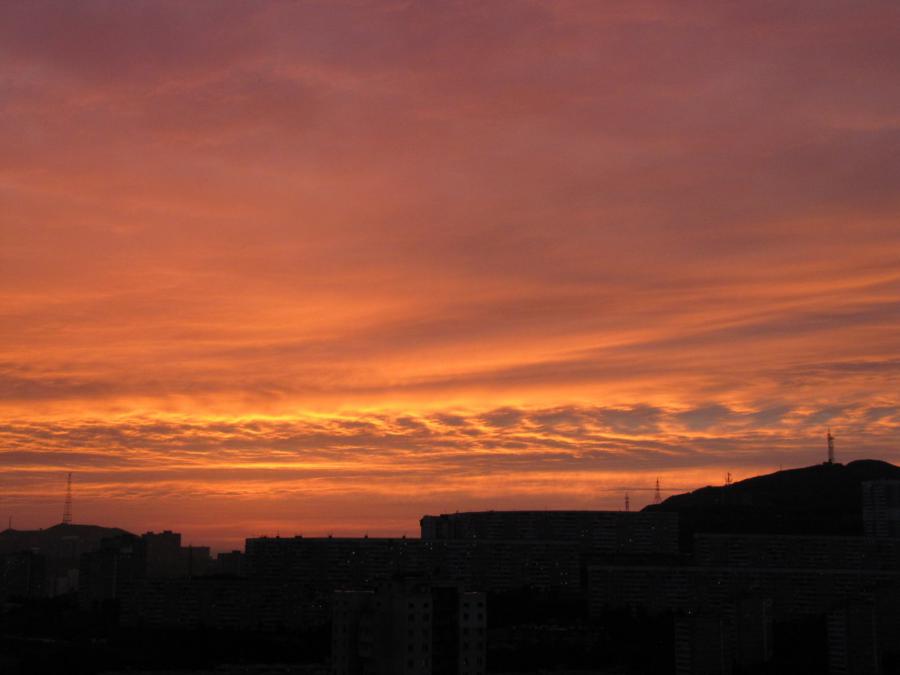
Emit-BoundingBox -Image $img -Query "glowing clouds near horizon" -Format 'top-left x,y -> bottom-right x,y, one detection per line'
1,1 -> 900,547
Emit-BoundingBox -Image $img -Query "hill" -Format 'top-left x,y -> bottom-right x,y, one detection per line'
0,522 -> 132,558
643,459 -> 900,546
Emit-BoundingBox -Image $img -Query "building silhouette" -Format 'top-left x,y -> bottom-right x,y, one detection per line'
4,460 -> 900,674
420,510 -> 679,556
862,480 -> 900,538
333,580 -> 485,675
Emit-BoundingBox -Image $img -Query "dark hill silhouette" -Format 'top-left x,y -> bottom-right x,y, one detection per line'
643,459 -> 900,547
0,522 -> 131,557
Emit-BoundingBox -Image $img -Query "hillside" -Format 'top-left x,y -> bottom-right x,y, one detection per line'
0,522 -> 132,557
643,459 -> 900,546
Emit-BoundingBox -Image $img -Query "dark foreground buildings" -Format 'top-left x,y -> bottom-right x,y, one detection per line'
333,581 -> 486,675
2,461 -> 900,674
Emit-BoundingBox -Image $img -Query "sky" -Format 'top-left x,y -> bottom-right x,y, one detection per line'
2,1 -> 899,550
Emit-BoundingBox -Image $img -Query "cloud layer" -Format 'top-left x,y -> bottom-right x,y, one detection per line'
2,1 -> 899,548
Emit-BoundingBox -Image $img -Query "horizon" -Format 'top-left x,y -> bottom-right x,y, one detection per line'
6,454 -> 894,553
3,2 -> 900,551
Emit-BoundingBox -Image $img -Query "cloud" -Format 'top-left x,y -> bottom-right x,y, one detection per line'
674,405 -> 736,432
480,407 -> 525,428
1,0 -> 900,545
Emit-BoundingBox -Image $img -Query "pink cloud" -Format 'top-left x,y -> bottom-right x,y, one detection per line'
1,0 -> 899,543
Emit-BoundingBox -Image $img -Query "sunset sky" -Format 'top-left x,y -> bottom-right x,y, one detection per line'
2,1 -> 899,550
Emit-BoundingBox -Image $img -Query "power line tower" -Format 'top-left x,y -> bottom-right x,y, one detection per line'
653,477 -> 662,505
62,472 -> 73,525
827,428 -> 835,464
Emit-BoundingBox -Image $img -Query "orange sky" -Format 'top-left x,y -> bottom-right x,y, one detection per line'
2,1 -> 899,550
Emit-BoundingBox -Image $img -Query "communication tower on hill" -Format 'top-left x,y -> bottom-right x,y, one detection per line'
654,478 -> 662,505
624,492 -> 630,512
62,472 -> 73,525
827,428 -> 835,464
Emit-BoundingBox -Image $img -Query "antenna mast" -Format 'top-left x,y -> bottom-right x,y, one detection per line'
827,429 -> 835,464
62,472 -> 73,525
654,478 -> 662,505
624,492 -> 630,512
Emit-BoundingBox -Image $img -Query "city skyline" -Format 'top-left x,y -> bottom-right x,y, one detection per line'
4,456 -> 899,674
1,437 -> 884,553
3,1 -> 900,549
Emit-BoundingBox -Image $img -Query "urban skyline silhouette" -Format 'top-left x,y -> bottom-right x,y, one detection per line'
3,1 -> 899,673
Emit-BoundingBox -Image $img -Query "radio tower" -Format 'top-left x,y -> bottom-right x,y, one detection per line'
624,492 -> 630,512
62,472 -> 73,525
653,478 -> 662,505
827,429 -> 835,464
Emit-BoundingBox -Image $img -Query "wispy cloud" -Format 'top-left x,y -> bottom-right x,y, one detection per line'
2,0 -> 899,546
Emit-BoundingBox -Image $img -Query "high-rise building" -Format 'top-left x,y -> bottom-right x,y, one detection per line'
143,530 -> 182,577
420,510 -> 679,556
827,599 -> 881,675
78,534 -> 147,606
862,480 -> 900,538
215,550 -> 245,576
0,550 -> 46,599
333,580 -> 485,675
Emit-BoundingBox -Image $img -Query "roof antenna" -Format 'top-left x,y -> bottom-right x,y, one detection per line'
62,472 -> 73,525
827,428 -> 835,465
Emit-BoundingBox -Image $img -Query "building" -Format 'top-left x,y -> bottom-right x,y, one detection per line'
142,530 -> 211,577
333,580 -> 485,675
79,531 -> 213,609
827,599 -> 881,675
0,523 -> 129,597
734,596 -> 774,671
79,534 -> 147,606
183,544 -> 212,577
588,564 -> 900,621
215,550 -> 246,576
862,481 -> 900,538
420,511 -> 679,556
674,612 -> 732,675
693,532 -> 900,570
245,536 -> 581,601
143,530 -> 183,577
455,590 -> 487,675
590,564 -> 900,673
120,576 -> 258,630
0,550 -> 46,599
